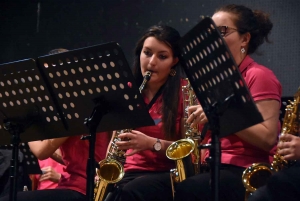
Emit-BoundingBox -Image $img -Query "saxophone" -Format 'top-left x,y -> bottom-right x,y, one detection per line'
166,78 -> 201,197
93,71 -> 152,201
242,87 -> 300,200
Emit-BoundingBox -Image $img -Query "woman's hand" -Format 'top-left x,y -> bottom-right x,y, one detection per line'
277,134 -> 300,160
187,105 -> 208,128
115,130 -> 155,156
39,166 -> 61,183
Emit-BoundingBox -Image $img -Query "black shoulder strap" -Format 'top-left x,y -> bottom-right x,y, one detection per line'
146,85 -> 165,110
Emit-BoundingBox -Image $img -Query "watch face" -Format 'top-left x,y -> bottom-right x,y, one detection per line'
154,142 -> 162,151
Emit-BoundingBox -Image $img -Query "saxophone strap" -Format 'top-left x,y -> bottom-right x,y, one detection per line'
200,123 -> 209,141
145,84 -> 165,110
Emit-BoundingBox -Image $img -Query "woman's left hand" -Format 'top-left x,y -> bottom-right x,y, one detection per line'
187,105 -> 208,128
116,130 -> 154,156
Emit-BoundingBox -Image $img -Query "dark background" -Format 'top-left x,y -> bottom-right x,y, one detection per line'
0,0 -> 299,96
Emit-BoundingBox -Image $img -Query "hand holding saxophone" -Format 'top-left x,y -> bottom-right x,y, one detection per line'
116,130 -> 156,156
186,105 -> 208,128
277,133 -> 300,160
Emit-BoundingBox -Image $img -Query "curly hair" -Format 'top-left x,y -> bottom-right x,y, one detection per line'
215,4 -> 273,54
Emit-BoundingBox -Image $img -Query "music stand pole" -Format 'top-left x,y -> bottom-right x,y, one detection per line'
205,94 -> 232,201
209,119 -> 220,201
4,121 -> 20,201
82,97 -> 108,201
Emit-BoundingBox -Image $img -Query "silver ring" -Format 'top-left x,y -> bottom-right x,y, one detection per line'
128,140 -> 131,144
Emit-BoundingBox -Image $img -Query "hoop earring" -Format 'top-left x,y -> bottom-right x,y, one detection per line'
169,69 -> 176,77
241,47 -> 246,54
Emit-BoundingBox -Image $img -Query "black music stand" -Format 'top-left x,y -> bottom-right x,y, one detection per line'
35,42 -> 155,201
0,58 -> 67,201
179,17 -> 263,201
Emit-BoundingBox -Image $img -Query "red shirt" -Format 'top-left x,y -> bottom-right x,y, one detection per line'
204,56 -> 282,168
56,132 -> 109,195
124,80 -> 185,172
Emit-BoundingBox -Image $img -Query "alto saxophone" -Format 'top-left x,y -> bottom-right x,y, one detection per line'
166,78 -> 201,197
94,71 -> 152,201
242,87 -> 300,200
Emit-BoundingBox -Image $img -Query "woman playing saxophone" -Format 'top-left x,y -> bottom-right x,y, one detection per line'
104,24 -> 188,201
174,4 -> 282,201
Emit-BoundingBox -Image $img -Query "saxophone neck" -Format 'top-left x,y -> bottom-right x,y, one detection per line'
183,79 -> 199,137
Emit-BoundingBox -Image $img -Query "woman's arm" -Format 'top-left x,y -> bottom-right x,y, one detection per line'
50,148 -> 65,165
235,99 -> 279,151
28,137 -> 68,160
187,99 -> 280,152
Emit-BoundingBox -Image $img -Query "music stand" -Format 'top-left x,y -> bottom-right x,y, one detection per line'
179,17 -> 263,201
0,58 -> 67,201
35,42 -> 155,201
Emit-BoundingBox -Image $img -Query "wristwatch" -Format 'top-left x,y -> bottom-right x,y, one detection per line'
153,138 -> 162,152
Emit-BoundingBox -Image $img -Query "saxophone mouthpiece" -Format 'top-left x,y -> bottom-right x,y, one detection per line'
145,71 -> 152,80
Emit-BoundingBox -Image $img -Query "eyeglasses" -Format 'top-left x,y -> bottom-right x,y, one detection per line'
217,26 -> 238,37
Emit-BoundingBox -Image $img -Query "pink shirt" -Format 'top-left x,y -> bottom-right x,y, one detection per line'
35,157 -> 65,190
204,56 -> 282,168
124,80 -> 185,172
57,132 -> 109,195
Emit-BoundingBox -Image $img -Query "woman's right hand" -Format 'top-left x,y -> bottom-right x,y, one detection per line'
187,105 -> 208,128
277,133 -> 300,160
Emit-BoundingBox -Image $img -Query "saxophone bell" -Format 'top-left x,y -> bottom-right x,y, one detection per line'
242,163 -> 275,199
166,138 -> 196,182
94,158 -> 125,201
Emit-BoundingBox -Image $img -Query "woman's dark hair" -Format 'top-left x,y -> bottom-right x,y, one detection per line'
132,25 -> 182,140
215,4 -> 273,54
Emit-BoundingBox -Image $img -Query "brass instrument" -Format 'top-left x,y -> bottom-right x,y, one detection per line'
242,87 -> 300,200
166,78 -> 201,197
94,71 -> 152,201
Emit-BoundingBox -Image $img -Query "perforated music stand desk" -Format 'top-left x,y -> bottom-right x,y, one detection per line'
0,42 -> 154,201
179,17 -> 263,201
35,42 -> 153,136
